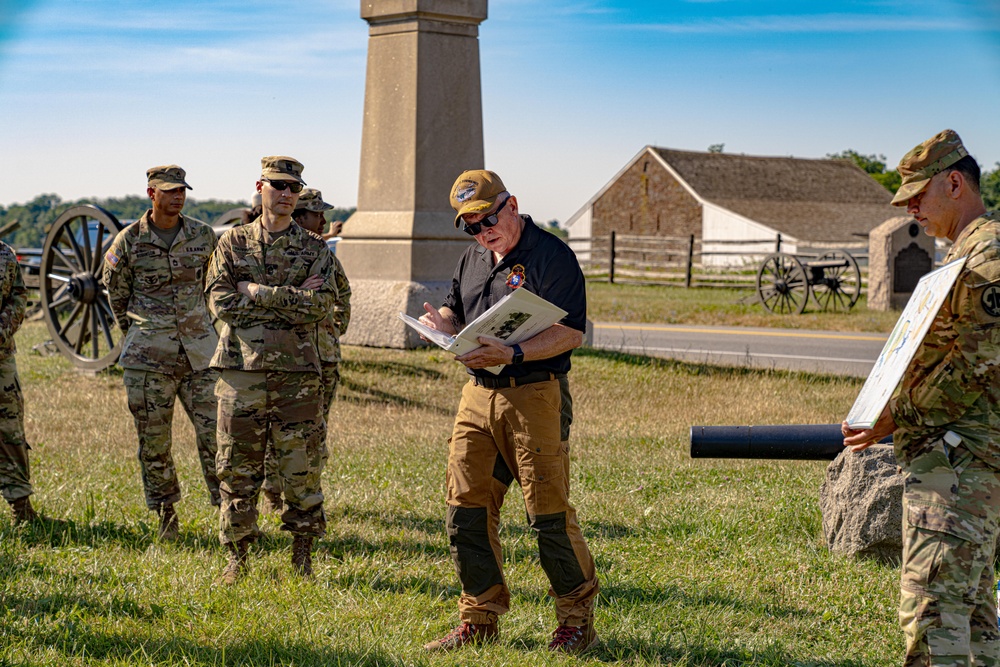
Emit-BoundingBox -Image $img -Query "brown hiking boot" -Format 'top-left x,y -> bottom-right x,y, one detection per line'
157,504 -> 179,541
259,490 -> 283,515
424,622 -> 498,651
217,538 -> 251,586
548,618 -> 598,655
10,497 -> 38,525
291,535 -> 314,576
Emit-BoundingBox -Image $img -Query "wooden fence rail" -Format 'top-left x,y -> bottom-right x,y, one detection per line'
566,233 -> 870,290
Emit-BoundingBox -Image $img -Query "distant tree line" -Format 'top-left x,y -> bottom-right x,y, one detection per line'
827,149 -> 1000,211
0,194 -> 355,249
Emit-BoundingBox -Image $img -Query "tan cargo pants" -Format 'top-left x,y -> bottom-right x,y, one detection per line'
446,377 -> 599,626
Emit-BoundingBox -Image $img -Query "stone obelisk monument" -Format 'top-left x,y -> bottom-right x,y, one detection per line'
338,0 -> 488,348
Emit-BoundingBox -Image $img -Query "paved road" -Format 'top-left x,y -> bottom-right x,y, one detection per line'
590,322 -> 889,377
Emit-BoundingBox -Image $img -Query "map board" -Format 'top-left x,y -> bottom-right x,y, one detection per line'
845,257 -> 966,429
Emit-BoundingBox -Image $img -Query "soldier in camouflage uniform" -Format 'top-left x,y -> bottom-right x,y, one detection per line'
0,240 -> 41,524
258,187 -> 351,515
843,130 -> 1000,666
102,165 -> 221,541
206,157 -> 338,583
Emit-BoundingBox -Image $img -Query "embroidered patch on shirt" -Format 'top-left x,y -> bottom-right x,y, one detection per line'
506,264 -> 525,289
105,250 -> 120,267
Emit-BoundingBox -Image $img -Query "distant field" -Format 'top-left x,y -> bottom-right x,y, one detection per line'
1,321 -> 899,666
587,281 -> 900,333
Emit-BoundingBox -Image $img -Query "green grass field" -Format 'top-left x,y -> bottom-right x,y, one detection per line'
586,282 -> 899,333
1,319 -> 901,666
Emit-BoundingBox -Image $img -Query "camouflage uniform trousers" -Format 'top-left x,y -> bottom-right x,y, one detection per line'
0,356 -> 31,504
123,363 -> 221,510
216,369 -> 327,545
261,360 -> 338,501
899,436 -> 1000,666
446,377 -> 599,627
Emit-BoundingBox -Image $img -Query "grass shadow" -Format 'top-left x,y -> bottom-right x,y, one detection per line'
340,358 -> 446,381
338,380 -> 455,415
591,634 -> 877,666
2,626 -> 407,667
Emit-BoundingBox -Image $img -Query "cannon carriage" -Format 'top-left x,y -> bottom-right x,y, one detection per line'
755,249 -> 862,315
13,204 -> 243,372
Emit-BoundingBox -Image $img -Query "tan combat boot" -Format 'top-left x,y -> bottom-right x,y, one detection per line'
424,622 -> 499,651
10,497 -> 38,525
548,616 -> 598,655
218,538 -> 251,586
291,535 -> 314,576
157,504 -> 179,541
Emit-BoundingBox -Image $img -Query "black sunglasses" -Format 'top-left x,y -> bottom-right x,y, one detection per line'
462,196 -> 510,236
265,179 -> 304,194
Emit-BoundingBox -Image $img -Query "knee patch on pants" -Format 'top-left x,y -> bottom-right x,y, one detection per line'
529,511 -> 587,596
447,505 -> 503,596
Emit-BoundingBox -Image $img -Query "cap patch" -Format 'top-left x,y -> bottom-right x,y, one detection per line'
453,181 -> 478,202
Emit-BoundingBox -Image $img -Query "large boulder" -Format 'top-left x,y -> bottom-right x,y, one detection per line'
820,445 -> 904,563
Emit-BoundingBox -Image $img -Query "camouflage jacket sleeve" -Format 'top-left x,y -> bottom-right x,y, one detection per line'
204,232 -> 276,328
891,254 -> 1000,429
253,249 -> 337,326
0,244 -> 27,353
331,254 -> 351,335
101,230 -> 133,336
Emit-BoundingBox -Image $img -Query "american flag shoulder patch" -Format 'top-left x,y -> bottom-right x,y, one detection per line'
105,250 -> 120,267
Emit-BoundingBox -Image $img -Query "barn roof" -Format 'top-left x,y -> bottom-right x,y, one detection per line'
651,147 -> 898,241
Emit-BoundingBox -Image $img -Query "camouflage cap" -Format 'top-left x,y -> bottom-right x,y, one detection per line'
294,187 -> 334,213
146,164 -> 192,191
890,129 -> 969,206
449,169 -> 506,227
260,155 -> 306,184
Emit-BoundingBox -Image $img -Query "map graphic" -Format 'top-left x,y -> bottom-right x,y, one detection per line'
845,257 -> 967,429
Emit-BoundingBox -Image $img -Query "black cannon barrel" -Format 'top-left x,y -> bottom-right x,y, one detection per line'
690,424 -> 892,461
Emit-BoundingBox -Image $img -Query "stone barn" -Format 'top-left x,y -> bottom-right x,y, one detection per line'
565,145 -> 900,266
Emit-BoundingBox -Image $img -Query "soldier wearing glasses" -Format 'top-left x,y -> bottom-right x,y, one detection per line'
206,156 -> 337,583
256,188 -> 351,516
420,170 -> 599,655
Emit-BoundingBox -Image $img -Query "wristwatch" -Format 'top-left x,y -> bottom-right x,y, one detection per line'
510,344 -> 524,365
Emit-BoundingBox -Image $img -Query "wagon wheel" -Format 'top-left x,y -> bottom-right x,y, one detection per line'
756,252 -> 809,315
811,250 -> 861,312
39,205 -> 125,371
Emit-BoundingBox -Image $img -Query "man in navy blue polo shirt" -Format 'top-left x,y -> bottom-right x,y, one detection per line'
420,170 -> 599,655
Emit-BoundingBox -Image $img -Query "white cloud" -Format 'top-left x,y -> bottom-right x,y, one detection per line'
624,13 -> 975,34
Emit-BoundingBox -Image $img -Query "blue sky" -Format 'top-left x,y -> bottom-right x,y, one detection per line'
1,0 -> 998,224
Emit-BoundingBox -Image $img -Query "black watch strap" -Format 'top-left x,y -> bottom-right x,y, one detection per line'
510,344 -> 524,365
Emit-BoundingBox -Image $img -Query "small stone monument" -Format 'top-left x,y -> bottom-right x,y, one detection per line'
867,215 -> 936,311
820,445 -> 904,563
338,0 -> 489,348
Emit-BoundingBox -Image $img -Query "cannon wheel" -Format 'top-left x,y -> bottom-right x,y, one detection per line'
39,205 -> 124,371
811,250 -> 861,312
756,252 -> 809,315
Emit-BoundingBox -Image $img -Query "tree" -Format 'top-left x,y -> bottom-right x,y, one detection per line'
707,143 -> 725,154
542,219 -> 567,240
0,194 -> 252,248
827,149 -> 901,195
981,163 -> 1000,211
